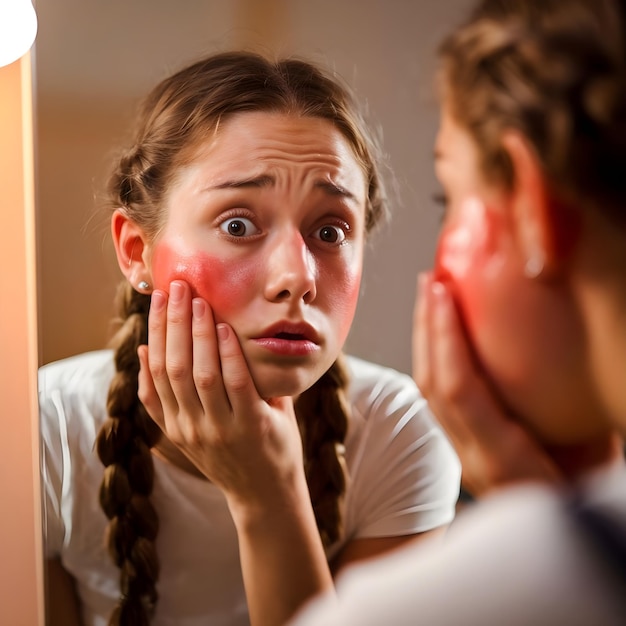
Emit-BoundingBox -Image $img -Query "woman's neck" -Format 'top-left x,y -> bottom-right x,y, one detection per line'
576,225 -> 626,428
591,298 -> 626,425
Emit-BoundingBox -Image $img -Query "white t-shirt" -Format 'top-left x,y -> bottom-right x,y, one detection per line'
293,466 -> 626,626
39,350 -> 460,626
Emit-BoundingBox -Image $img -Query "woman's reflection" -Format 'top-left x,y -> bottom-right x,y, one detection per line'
39,51 -> 461,626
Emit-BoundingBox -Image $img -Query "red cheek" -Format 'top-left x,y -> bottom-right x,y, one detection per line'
338,268 -> 362,341
318,261 -> 362,344
151,243 -> 257,316
434,199 -> 507,335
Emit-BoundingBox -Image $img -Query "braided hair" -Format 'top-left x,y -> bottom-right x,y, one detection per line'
96,283 -> 162,624
96,51 -> 388,625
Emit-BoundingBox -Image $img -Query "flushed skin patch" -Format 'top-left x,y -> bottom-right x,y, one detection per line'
434,197 -> 508,336
152,244 -> 257,322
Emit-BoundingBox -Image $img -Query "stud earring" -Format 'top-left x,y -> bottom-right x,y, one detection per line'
524,254 -> 544,279
138,280 -> 150,291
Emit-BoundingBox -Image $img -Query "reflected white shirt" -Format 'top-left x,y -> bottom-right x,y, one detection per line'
39,349 -> 461,626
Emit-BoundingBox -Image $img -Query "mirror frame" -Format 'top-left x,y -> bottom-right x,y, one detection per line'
0,53 -> 44,626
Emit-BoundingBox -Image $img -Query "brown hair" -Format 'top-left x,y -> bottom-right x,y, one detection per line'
438,0 -> 626,226
95,50 -> 388,625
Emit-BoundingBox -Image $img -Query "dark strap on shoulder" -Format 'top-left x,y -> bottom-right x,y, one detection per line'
568,493 -> 626,583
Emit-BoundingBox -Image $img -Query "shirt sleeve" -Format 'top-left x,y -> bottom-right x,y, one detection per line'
344,367 -> 461,538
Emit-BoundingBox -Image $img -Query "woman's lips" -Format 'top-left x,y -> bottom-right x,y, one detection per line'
251,321 -> 321,356
252,336 -> 320,356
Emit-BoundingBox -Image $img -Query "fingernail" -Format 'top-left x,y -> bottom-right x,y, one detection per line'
170,281 -> 184,303
216,323 -> 229,342
151,290 -> 166,312
431,280 -> 447,300
192,298 -> 205,320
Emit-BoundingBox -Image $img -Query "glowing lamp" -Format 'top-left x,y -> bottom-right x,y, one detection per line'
0,0 -> 38,68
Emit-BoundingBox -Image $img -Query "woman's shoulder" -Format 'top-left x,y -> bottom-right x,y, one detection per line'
298,482 -> 626,626
344,355 -> 419,404
341,356 -> 461,535
343,354 -> 439,431
39,349 -> 115,392
342,354 -> 458,460
345,354 -> 413,381
38,350 -> 115,430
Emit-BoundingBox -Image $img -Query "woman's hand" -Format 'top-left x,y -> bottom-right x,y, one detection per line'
413,272 -> 624,498
137,280 -> 305,514
138,279 -> 335,625
413,272 -> 564,497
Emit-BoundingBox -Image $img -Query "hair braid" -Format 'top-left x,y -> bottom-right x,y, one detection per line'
295,354 -> 351,547
96,282 -> 162,625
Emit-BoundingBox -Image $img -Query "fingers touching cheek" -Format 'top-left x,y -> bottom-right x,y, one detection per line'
430,280 -> 469,403
147,289 -> 168,383
164,281 -> 194,387
189,298 -> 221,393
413,272 -> 433,395
137,344 -> 165,431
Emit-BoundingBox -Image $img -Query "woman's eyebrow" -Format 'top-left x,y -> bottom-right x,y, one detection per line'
206,176 -> 359,203
208,174 -> 274,190
314,180 -> 358,203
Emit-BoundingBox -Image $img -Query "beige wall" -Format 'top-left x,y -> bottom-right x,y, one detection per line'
0,55 -> 44,626
36,99 -> 132,363
35,0 -> 473,372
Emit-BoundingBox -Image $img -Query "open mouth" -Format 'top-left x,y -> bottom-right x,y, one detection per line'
274,332 -> 307,341
254,320 -> 320,352
253,323 -> 320,356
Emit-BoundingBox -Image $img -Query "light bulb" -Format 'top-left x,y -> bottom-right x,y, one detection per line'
0,0 -> 38,68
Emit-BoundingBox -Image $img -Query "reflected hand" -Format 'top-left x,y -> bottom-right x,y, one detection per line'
137,280 -> 305,515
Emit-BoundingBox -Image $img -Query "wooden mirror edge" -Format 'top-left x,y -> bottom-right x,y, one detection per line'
0,52 -> 45,626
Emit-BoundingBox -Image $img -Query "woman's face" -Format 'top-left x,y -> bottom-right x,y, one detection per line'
149,111 -> 367,398
433,105 -> 604,444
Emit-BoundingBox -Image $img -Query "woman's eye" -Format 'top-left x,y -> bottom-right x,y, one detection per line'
219,217 -> 259,237
315,225 -> 346,245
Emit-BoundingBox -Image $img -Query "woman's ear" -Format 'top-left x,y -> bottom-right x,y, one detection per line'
502,132 -> 569,279
111,209 -> 153,293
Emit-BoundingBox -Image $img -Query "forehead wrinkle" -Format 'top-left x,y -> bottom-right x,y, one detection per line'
203,173 -> 362,207
204,154 -> 361,192
255,150 -> 343,168
209,174 -> 274,190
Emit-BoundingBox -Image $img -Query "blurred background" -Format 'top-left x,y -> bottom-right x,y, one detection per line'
34,0 -> 473,376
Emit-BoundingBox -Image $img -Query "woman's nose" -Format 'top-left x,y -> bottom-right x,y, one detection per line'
264,230 -> 317,304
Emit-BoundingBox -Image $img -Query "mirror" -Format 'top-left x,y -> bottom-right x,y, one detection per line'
0,53 -> 43,626
33,0 -> 473,621
34,0 -> 475,372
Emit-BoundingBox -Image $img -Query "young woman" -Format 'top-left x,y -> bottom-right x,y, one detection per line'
286,0 -> 626,623
39,51 -> 460,626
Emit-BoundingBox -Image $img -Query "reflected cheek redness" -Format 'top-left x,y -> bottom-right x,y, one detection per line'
434,198 -> 506,335
151,243 -> 257,317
